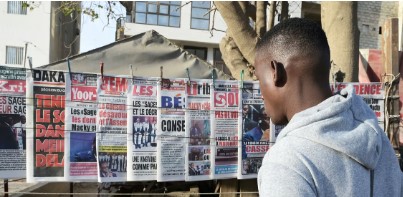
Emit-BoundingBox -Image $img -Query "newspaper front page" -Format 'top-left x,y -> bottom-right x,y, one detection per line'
157,78 -> 187,181
211,80 -> 240,179
127,77 -> 158,181
332,83 -> 385,130
0,66 -> 26,178
185,79 -> 212,181
26,69 -> 66,182
238,81 -> 268,179
65,73 -> 98,181
96,76 -> 129,183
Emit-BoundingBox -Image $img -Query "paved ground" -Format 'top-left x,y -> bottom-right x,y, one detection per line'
0,179 -> 99,196
0,179 -> 37,196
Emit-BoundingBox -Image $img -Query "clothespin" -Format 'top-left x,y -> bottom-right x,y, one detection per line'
240,70 -> 244,89
27,56 -> 33,70
100,61 -> 104,81
67,58 -> 72,84
160,66 -> 170,89
130,64 -> 134,84
186,68 -> 191,86
211,69 -> 216,90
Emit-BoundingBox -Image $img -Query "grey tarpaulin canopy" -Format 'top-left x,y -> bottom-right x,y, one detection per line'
40,30 -> 232,80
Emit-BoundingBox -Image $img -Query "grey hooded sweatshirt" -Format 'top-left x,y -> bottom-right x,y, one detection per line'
258,85 -> 403,196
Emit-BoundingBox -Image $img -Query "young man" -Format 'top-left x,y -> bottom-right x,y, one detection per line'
255,18 -> 402,196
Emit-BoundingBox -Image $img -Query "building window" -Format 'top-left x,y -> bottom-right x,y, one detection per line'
134,1 -> 181,27
191,1 -> 211,30
213,48 -> 230,75
184,46 -> 207,60
6,46 -> 24,65
7,1 -> 27,15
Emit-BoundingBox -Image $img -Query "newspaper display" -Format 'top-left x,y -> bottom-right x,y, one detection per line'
127,77 -> 158,181
26,69 -> 66,182
211,80 -> 240,179
269,122 -> 285,145
157,78 -> 187,181
238,81 -> 268,179
185,79 -> 212,181
65,73 -> 98,181
332,83 -> 385,130
0,66 -> 26,178
96,76 -> 129,182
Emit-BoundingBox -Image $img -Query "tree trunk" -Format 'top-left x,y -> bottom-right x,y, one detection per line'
268,1 -> 276,29
321,2 -> 359,82
280,1 -> 288,21
215,1 -> 257,67
256,1 -> 267,38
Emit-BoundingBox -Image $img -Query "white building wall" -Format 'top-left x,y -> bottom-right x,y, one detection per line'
0,1 -> 51,67
124,1 -> 303,67
124,2 -> 227,45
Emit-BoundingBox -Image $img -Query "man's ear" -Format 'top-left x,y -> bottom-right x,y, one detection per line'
271,60 -> 287,87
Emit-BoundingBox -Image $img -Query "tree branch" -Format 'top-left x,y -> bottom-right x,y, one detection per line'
215,1 -> 258,66
267,1 -> 276,29
256,1 -> 267,38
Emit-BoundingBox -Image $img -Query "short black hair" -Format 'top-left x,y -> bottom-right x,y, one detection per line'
256,18 -> 330,64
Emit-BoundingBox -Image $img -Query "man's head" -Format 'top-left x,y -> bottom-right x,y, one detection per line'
242,105 -> 249,118
20,115 -> 26,124
100,161 -> 108,173
255,18 -> 331,124
259,107 -> 270,131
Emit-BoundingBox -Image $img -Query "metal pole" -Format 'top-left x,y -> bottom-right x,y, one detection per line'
23,42 -> 28,68
4,179 -> 9,197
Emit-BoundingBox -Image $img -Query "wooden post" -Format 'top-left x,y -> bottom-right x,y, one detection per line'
220,179 -> 238,197
382,18 -> 400,151
70,182 -> 73,197
4,179 -> 8,197
239,179 -> 258,197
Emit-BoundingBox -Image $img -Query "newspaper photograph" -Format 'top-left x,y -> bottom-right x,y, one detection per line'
157,78 -> 186,182
127,77 -> 158,181
238,81 -> 268,179
185,79 -> 212,181
96,76 -> 129,182
0,66 -> 26,178
26,69 -> 66,182
211,80 -> 239,179
65,73 -> 98,181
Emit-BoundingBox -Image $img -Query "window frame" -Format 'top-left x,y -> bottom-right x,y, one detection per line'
184,46 -> 208,60
134,1 -> 181,28
190,1 -> 211,30
5,46 -> 24,65
7,1 -> 27,15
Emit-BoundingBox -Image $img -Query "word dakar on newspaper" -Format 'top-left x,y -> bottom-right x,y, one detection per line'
211,80 -> 240,179
65,73 -> 98,181
185,79 -> 212,181
26,69 -> 66,182
97,76 -> 129,182
127,77 -> 158,181
238,81 -> 268,179
0,66 -> 26,178
157,78 -> 187,181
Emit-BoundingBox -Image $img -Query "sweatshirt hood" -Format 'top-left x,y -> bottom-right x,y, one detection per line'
276,85 -> 383,170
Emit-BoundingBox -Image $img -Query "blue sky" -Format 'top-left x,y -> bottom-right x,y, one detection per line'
80,2 -> 126,53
